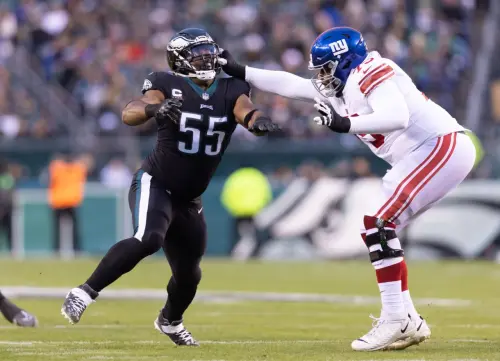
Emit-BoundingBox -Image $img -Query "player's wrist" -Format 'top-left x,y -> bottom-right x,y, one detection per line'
224,62 -> 246,80
329,115 -> 351,133
145,103 -> 161,118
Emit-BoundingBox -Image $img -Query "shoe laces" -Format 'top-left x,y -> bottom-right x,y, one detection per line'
176,328 -> 195,343
366,314 -> 385,337
68,294 -> 88,315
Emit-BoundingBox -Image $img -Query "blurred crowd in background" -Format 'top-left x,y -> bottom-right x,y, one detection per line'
0,0 -> 496,183
0,0 -> 489,139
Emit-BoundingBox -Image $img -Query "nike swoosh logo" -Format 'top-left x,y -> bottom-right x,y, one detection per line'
401,321 -> 409,333
362,66 -> 373,74
197,207 -> 203,214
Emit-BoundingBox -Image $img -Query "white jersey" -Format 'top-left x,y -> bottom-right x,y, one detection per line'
329,51 -> 464,165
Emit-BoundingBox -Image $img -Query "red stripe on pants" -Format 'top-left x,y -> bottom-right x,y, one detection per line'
376,133 -> 456,222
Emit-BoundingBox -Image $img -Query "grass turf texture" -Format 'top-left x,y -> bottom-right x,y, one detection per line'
0,259 -> 499,360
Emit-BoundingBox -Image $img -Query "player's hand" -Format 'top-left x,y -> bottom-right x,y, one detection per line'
152,98 -> 183,124
217,49 -> 246,80
313,97 -> 351,133
249,116 -> 281,134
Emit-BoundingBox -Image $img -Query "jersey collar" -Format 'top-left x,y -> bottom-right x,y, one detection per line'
184,78 -> 219,101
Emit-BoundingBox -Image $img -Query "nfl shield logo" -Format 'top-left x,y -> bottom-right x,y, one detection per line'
202,93 -> 209,101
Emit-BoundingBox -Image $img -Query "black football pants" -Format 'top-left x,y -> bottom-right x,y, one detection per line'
85,170 -> 206,322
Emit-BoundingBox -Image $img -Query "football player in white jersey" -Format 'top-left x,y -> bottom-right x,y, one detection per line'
219,27 -> 476,352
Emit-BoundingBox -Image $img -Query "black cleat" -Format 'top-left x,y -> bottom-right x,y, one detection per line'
154,312 -> 199,346
0,298 -> 38,327
61,285 -> 97,324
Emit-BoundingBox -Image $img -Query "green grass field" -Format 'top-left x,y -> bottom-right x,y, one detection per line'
0,259 -> 499,360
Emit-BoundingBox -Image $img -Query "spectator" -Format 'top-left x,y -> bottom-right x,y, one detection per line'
2,0 -> 479,142
48,153 -> 92,258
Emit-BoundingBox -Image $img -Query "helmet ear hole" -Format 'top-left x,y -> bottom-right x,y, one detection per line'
342,60 -> 352,70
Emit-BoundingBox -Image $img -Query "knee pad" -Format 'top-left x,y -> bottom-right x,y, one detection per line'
140,230 -> 164,255
362,215 -> 403,262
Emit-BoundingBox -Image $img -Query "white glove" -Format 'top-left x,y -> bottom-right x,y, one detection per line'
312,97 -> 351,133
313,97 -> 334,126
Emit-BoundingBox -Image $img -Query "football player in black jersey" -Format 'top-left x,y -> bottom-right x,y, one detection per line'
0,290 -> 37,327
61,28 -> 280,346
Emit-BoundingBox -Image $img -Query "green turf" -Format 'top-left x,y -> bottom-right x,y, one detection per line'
0,259 -> 499,360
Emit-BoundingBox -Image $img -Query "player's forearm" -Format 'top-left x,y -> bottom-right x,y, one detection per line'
348,105 -> 409,134
122,100 -> 158,126
348,81 -> 409,134
245,67 -> 318,102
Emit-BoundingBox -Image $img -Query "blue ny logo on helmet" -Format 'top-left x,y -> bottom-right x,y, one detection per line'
309,27 -> 368,97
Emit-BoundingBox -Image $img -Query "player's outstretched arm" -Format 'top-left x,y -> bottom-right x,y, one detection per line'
219,50 -> 318,103
314,80 -> 409,134
122,90 -> 165,126
233,94 -> 281,136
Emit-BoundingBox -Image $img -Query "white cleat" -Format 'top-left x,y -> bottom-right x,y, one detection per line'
385,316 -> 431,350
154,312 -> 199,346
60,287 -> 94,324
352,314 -> 417,352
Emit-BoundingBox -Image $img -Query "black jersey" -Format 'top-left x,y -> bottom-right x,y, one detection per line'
140,72 -> 250,200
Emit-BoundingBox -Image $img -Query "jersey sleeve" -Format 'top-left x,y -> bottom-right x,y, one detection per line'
229,77 -> 251,99
357,61 -> 395,97
141,71 -> 171,97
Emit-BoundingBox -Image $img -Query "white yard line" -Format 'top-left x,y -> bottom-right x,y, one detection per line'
0,286 -> 472,307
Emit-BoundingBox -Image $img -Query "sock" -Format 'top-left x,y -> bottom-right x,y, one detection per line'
162,276 -> 199,323
401,260 -> 420,321
375,261 -> 406,320
363,216 -> 406,320
85,237 -> 150,292
0,291 -> 5,303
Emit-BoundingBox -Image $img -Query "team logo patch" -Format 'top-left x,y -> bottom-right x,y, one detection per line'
172,89 -> 183,98
200,104 -> 213,110
142,79 -> 152,91
329,39 -> 349,57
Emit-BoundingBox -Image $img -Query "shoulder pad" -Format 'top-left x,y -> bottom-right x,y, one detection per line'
352,57 -> 395,96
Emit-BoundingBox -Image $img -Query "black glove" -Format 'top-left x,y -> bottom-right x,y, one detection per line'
249,116 -> 281,134
313,97 -> 351,133
145,98 -> 183,124
218,49 -> 246,80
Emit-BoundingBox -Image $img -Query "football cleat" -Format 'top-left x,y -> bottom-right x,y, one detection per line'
352,314 -> 417,352
154,312 -> 199,346
0,298 -> 38,327
61,285 -> 96,324
13,310 -> 38,327
385,316 -> 431,350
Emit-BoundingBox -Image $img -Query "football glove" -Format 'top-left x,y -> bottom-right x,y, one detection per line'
313,97 -> 351,133
217,49 -> 246,80
145,98 -> 183,124
249,116 -> 281,134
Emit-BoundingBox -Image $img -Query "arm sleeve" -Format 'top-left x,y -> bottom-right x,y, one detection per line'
245,66 -> 319,102
348,80 -> 410,134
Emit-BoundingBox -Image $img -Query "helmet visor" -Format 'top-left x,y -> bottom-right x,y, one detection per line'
187,43 -> 219,72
